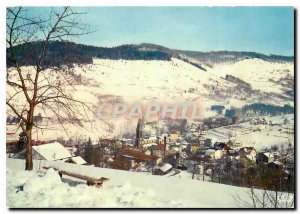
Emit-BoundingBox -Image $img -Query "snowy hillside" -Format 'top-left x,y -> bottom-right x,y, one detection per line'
6,158 -> 294,208
6,57 -> 294,143
210,58 -> 294,98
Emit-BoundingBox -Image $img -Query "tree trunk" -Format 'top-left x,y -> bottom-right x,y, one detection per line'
25,126 -> 33,170
25,106 -> 34,170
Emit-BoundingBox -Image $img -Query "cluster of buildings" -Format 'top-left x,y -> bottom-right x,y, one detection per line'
100,119 -> 293,179
6,118 -> 293,183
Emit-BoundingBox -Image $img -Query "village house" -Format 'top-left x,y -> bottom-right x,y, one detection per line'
151,144 -> 166,158
232,155 -> 254,168
191,143 -> 201,152
238,147 -> 257,161
198,126 -> 208,145
130,162 -> 148,172
213,142 -> 232,154
169,144 -> 182,153
267,160 -> 284,171
205,149 -> 216,159
65,156 -> 88,165
231,138 -> 243,148
141,136 -> 164,145
256,152 -> 274,164
202,139 -> 212,148
6,130 -> 18,153
205,149 -> 223,159
140,136 -> 158,145
169,130 -> 180,143
121,150 -> 162,169
214,150 -> 224,159
120,138 -> 134,146
187,154 -> 212,166
99,138 -> 116,148
225,149 -> 238,157
213,142 -> 227,150
179,140 -> 190,150
194,150 -> 206,156
12,142 -> 87,165
6,129 -> 48,154
121,145 -> 145,154
153,163 -> 173,175
228,131 -> 243,148
199,135 -> 206,147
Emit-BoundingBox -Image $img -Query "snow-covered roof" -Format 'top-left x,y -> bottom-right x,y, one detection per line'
180,140 -> 190,145
180,152 -> 188,159
246,154 -> 256,161
92,141 -> 99,145
121,138 -> 133,142
273,160 -> 283,165
173,147 -> 180,152
121,151 -> 160,161
70,156 -> 87,165
107,158 -> 114,162
211,138 -> 218,144
263,152 -> 274,158
235,156 -> 241,160
32,142 -> 72,161
158,163 -> 173,172
142,143 -> 157,148
206,149 -> 215,153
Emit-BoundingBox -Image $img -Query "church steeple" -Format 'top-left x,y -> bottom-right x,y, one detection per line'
135,119 -> 143,147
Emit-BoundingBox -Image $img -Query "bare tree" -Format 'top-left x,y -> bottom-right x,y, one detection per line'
6,7 -> 94,170
234,163 -> 294,208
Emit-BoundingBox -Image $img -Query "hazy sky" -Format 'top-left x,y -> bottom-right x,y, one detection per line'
27,7 -> 294,56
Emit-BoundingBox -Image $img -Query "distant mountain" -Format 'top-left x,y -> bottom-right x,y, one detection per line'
137,43 -> 294,65
179,50 -> 294,65
6,41 -> 293,68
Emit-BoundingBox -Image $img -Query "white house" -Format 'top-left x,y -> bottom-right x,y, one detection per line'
206,149 -> 216,159
215,150 -> 223,159
205,149 -> 223,159
13,142 -> 87,165
154,163 -> 173,175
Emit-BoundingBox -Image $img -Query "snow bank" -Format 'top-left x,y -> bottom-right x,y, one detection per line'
6,158 -> 293,208
7,160 -> 181,208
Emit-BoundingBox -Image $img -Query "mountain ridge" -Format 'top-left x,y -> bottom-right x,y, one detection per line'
7,40 -> 294,68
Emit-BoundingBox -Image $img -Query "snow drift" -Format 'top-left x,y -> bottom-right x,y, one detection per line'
6,158 -> 294,208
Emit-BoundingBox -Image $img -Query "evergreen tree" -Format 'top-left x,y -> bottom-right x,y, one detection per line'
15,132 -> 27,153
84,137 -> 93,164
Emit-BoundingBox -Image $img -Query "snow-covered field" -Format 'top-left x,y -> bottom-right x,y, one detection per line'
206,114 -> 294,151
6,158 -> 293,208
